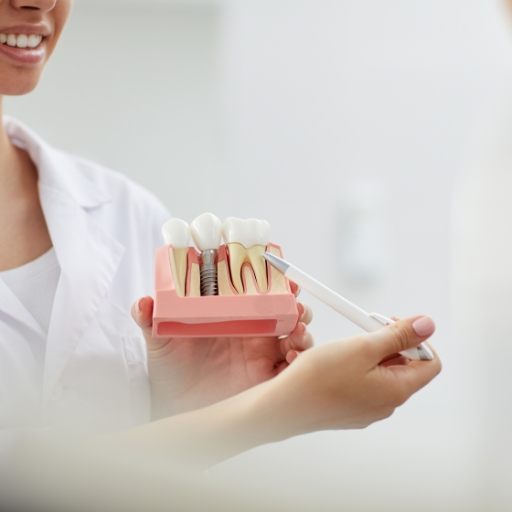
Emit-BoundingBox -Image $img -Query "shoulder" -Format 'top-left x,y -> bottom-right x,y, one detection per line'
64,151 -> 169,221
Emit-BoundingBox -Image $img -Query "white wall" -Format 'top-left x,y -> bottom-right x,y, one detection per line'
5,0 -> 512,509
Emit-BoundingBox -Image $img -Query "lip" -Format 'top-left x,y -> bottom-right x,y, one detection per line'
0,39 -> 46,66
0,24 -> 52,37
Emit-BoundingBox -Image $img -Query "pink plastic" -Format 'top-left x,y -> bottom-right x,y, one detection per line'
152,243 -> 299,338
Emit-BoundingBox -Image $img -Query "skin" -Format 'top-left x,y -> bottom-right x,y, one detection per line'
0,0 -> 71,271
120,317 -> 441,468
1,0 -> 442,468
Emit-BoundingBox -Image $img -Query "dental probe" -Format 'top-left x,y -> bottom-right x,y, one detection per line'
263,253 -> 434,361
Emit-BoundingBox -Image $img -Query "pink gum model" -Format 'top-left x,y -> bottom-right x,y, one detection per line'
152,243 -> 300,338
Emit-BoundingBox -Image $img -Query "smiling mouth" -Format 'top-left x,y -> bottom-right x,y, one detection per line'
0,33 -> 45,50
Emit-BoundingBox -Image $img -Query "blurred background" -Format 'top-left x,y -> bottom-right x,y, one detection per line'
6,0 -> 512,509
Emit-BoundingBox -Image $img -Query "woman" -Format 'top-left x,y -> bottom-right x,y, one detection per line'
0,0 -> 441,467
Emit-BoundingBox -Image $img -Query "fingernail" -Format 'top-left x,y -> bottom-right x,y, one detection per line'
412,317 -> 435,337
138,298 -> 145,312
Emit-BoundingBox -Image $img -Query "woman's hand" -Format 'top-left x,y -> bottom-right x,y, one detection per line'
131,295 -> 314,418
259,316 -> 441,438
121,316 -> 440,468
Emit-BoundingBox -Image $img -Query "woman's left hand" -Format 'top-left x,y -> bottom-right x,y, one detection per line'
131,293 -> 314,418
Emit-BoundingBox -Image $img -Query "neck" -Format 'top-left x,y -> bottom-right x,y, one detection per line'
0,97 -> 36,198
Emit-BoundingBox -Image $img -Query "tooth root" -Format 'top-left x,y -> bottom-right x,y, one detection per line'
242,264 -> 259,295
169,248 -> 188,297
226,243 -> 247,294
217,247 -> 236,296
266,245 -> 289,294
247,245 -> 268,293
187,262 -> 201,297
218,259 -> 236,296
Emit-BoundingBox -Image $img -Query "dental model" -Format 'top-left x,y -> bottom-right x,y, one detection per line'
190,212 -> 223,296
152,212 -> 299,338
161,218 -> 191,297
223,218 -> 271,294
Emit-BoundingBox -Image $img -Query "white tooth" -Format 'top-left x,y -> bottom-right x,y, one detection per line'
27,35 -> 42,49
190,212 -> 222,251
162,218 -> 191,248
191,212 -> 223,296
246,219 -> 271,292
0,34 -> 7,44
16,34 -> 28,49
161,218 -> 191,297
246,219 -> 271,247
223,217 -> 248,294
223,217 -> 271,293
7,34 -> 16,47
223,217 -> 254,248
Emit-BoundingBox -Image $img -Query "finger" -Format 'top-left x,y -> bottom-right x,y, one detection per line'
131,296 -> 154,337
386,356 -> 442,395
365,316 -> 436,363
289,281 -> 301,297
380,355 -> 409,367
279,323 -> 314,355
275,360 -> 289,375
286,350 -> 299,364
299,304 -> 313,325
279,323 -> 305,356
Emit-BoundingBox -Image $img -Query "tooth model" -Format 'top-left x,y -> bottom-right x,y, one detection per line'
191,212 -> 223,296
162,218 -> 191,297
223,217 -> 271,294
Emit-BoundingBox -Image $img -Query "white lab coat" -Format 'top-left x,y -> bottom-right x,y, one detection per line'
0,117 -> 169,436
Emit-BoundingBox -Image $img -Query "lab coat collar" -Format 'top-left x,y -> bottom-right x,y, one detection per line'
2,117 -> 125,401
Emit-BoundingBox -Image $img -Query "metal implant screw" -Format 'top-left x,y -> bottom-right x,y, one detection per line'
200,249 -> 218,296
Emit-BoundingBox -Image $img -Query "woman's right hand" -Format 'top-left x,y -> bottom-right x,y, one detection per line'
260,316 -> 441,438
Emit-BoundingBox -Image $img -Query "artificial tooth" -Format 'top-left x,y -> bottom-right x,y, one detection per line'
162,218 -> 191,297
223,217 -> 271,294
223,217 -> 249,294
242,265 -> 259,295
265,245 -> 289,293
191,212 -> 223,296
246,219 -> 271,292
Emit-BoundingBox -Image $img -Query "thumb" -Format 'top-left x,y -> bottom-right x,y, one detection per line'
366,316 -> 436,362
131,296 -> 154,338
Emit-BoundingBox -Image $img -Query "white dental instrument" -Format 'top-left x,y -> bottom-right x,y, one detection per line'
263,253 -> 434,361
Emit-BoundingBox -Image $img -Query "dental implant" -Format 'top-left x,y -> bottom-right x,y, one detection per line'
191,212 -> 223,296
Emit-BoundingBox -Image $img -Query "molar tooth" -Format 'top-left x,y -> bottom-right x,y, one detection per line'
223,217 -> 248,294
223,217 -> 271,294
0,34 -> 7,44
246,219 -> 270,292
162,218 -> 191,297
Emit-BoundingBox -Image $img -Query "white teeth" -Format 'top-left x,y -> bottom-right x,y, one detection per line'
0,33 -> 43,49
27,35 -> 43,49
16,34 -> 27,48
161,218 -> 191,298
247,219 -> 271,247
223,217 -> 253,247
191,212 -> 223,252
223,217 -> 271,294
162,218 -> 191,248
223,218 -> 270,249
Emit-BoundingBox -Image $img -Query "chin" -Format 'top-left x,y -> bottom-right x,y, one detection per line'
0,77 -> 41,96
